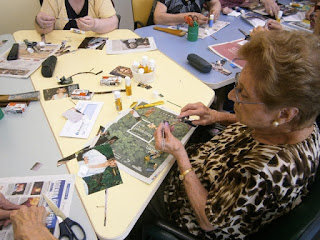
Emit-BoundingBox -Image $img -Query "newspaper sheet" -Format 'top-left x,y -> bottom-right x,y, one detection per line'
0,42 -> 60,79
102,100 -> 194,184
0,174 -> 75,240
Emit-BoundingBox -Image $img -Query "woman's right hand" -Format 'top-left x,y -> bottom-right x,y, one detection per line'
36,12 -> 55,29
154,122 -> 185,158
178,102 -> 216,126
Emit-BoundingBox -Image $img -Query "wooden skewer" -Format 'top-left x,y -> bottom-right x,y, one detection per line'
153,26 -> 186,37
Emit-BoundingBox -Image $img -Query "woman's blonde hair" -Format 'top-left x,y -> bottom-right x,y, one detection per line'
238,30 -> 320,127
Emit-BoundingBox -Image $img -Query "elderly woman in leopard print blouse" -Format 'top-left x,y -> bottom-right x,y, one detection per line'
152,31 -> 320,239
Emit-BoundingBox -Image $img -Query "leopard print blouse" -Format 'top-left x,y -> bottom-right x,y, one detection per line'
164,123 -> 320,239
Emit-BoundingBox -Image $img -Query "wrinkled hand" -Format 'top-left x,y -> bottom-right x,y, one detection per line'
263,0 -> 280,17
265,19 -> 283,30
178,102 -> 217,126
204,0 -> 221,20
154,122 -> 185,157
76,16 -> 96,31
11,206 -> 56,240
190,12 -> 209,25
36,12 -> 55,29
0,193 -> 20,227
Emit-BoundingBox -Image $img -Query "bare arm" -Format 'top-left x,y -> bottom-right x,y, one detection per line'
153,2 -> 209,25
154,122 -> 214,231
76,15 -> 118,34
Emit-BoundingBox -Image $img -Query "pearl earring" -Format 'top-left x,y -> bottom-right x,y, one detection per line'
272,121 -> 279,127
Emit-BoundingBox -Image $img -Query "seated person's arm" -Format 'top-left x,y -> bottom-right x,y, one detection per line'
154,122 -> 215,231
178,102 -> 237,126
11,206 -> 57,240
76,15 -> 118,34
260,0 -> 280,17
204,0 -> 222,21
153,1 -> 209,25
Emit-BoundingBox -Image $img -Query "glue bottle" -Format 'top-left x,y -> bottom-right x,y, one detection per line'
276,10 -> 283,22
147,59 -> 156,72
209,14 -> 214,28
114,90 -> 122,111
139,56 -> 149,72
125,76 -> 132,97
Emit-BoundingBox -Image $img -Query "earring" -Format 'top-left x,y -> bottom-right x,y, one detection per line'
272,121 -> 279,127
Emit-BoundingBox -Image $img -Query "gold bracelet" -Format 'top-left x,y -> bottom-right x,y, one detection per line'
179,167 -> 194,181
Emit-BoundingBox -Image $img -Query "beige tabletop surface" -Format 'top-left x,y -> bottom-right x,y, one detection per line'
13,29 -> 215,240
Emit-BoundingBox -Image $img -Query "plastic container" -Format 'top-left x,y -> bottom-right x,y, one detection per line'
131,68 -> 156,84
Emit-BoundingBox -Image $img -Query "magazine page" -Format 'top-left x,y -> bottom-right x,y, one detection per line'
102,100 -> 195,184
0,42 -> 60,79
208,39 -> 247,69
0,174 -> 75,240
105,37 -> 157,54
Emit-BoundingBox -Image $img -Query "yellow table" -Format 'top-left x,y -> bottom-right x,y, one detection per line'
14,29 -> 215,240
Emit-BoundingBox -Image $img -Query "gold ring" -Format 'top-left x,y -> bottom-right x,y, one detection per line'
269,10 -> 273,15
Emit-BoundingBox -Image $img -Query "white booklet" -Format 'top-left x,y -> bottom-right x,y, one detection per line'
105,37 -> 157,54
60,101 -> 104,139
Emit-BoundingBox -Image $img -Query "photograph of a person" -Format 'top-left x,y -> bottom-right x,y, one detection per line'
78,37 -> 108,50
43,84 -> 79,101
12,183 -> 27,195
77,143 -> 123,195
31,182 -> 44,195
121,38 -> 150,50
110,65 -> 133,78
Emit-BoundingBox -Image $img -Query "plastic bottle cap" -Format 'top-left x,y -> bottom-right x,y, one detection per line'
114,91 -> 121,99
125,76 -> 131,86
138,68 -> 145,74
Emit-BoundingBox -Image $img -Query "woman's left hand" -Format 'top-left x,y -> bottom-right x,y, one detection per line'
0,193 -> 21,227
76,16 -> 96,31
154,122 -> 185,158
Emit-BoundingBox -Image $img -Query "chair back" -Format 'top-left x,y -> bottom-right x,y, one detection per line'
132,0 -> 154,28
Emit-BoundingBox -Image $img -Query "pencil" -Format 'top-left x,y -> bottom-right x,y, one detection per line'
211,35 -> 217,40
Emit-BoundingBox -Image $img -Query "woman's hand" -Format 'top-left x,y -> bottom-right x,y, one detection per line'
76,16 -> 96,31
36,12 -> 55,29
154,122 -> 186,158
0,193 -> 20,227
178,102 -> 216,126
262,0 -> 280,17
11,206 -> 57,240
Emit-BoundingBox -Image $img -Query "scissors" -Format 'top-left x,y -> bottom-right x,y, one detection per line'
43,195 -> 86,240
238,28 -> 250,40
184,15 -> 199,27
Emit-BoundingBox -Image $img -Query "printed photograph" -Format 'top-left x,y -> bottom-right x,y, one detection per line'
12,183 -> 27,195
110,65 -> 133,78
78,37 -> 108,50
43,84 -> 79,101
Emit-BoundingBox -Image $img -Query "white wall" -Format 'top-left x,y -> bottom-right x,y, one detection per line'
0,0 -> 133,35
0,0 -> 41,35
